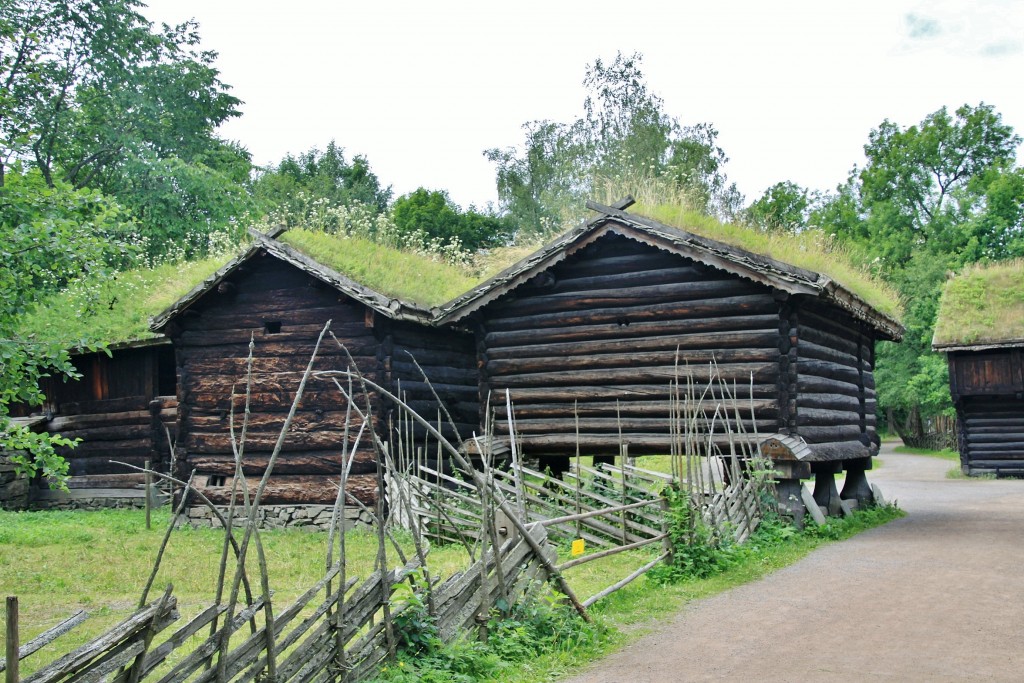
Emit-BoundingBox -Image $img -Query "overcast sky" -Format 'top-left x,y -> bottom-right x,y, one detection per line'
144,0 -> 1024,211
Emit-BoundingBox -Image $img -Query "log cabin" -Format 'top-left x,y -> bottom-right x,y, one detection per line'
7,251 -> 217,509
434,200 -> 904,517
933,260 -> 1024,476
150,230 -> 480,519
23,340 -> 179,508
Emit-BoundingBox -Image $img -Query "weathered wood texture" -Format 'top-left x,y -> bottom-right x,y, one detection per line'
171,253 -> 479,506
955,394 -> 1024,475
948,348 -> 1024,398
793,301 -> 878,458
472,234 -> 781,456
25,346 -> 177,502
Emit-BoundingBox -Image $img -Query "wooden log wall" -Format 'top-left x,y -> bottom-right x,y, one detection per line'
957,395 -> 1024,475
384,319 -> 479,454
474,234 -> 782,456
30,347 -> 177,500
172,256 -> 384,506
794,301 -> 877,457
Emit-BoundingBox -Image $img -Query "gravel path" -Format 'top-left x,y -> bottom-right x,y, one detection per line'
561,444 -> 1024,682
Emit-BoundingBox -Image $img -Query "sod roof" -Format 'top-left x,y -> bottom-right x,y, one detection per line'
435,201 -> 905,341
933,259 -> 1024,351
635,204 -> 904,322
19,229 -> 482,348
15,255 -> 230,347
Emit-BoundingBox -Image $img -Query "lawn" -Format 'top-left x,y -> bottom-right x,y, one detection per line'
1,500 -> 902,683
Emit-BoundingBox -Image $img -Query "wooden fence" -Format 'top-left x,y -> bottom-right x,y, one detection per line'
3,520 -> 558,683
4,332 -> 777,683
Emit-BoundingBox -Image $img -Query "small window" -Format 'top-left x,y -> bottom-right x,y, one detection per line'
207,475 -> 227,487
264,321 -> 282,334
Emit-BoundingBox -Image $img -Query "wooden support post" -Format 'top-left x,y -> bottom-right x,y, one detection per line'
770,459 -> 810,528
5,596 -> 18,683
812,462 -> 843,517
840,457 -> 874,507
144,460 -> 152,530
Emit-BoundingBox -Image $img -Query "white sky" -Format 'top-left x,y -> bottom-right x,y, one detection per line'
144,0 -> 1024,211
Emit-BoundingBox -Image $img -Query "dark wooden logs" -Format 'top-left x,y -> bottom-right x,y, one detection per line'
194,473 -> 378,506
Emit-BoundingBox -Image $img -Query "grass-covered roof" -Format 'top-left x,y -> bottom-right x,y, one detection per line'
636,204 -> 904,322
278,229 -> 479,307
15,255 -> 230,347
933,259 -> 1024,350
18,229 -> 484,347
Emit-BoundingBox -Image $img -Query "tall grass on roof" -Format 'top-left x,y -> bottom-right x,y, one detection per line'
279,229 -> 480,307
933,259 -> 1024,347
16,254 -> 231,347
593,173 -> 904,321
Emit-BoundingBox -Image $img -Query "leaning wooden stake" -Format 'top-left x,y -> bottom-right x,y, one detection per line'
144,460 -> 152,531
316,370 -> 592,623
5,597 -> 18,683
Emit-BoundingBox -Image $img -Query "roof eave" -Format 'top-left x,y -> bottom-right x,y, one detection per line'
933,337 -> 1024,353
435,203 -> 902,340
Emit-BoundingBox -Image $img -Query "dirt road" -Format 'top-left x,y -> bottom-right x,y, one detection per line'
562,445 -> 1024,682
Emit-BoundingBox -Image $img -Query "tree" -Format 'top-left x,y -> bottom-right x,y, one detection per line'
1,0 -> 252,258
815,103 -> 1024,433
390,188 -> 512,252
746,181 -> 814,231
486,52 -> 742,238
0,167 -> 134,484
253,141 -> 392,219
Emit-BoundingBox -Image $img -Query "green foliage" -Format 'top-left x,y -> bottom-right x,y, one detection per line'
650,489 -> 904,584
0,168 -> 136,483
486,52 -> 742,238
801,503 -> 904,541
933,259 -> 1024,346
391,188 -> 512,252
648,484 -> 739,582
252,141 -> 392,217
371,592 -> 606,683
745,181 -> 815,232
810,103 -> 1024,421
1,0 -> 252,259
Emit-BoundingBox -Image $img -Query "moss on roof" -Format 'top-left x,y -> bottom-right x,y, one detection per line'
16,255 -> 231,347
635,204 -> 904,321
933,259 -> 1024,348
278,229 -> 480,307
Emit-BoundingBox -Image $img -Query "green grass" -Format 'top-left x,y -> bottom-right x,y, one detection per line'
0,507 -> 469,676
933,258 -> 1024,347
15,255 -> 230,346
280,229 -> 481,307
633,204 -> 903,321
2,502 -> 902,683
893,445 -> 960,461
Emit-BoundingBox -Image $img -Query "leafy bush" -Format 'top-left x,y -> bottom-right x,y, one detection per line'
371,591 -> 606,683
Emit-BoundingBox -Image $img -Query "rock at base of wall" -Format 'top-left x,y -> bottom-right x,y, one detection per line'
181,504 -> 374,531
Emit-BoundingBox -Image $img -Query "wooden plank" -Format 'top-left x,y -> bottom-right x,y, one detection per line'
485,294 -> 779,332
23,596 -> 177,683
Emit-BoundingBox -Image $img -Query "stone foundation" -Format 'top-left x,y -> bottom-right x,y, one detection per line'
31,496 -> 149,511
182,504 -> 374,531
